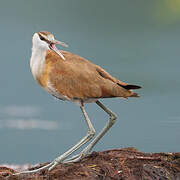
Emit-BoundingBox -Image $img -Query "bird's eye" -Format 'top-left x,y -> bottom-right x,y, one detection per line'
39,36 -> 45,41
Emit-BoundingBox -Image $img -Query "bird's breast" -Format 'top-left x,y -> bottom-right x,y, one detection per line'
30,50 -> 70,101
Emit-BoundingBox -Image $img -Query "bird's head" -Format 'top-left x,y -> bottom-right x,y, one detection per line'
32,31 -> 68,60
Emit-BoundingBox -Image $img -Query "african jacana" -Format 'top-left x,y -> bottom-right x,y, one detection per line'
19,31 -> 141,174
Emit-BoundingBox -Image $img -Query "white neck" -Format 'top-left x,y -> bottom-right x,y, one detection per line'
30,33 -> 49,81
30,47 -> 47,81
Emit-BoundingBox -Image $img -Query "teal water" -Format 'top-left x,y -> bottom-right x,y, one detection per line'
0,0 -> 179,164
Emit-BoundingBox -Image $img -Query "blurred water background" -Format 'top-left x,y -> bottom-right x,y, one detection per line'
0,0 -> 179,164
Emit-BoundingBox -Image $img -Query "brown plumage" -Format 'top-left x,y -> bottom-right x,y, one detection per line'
40,50 -> 141,102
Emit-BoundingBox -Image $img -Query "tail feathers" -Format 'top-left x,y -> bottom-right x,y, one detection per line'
118,83 -> 141,90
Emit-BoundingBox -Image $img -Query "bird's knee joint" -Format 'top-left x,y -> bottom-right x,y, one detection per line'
110,114 -> 117,124
88,129 -> 96,138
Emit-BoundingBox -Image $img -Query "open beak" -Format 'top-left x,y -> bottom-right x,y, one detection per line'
49,40 -> 68,60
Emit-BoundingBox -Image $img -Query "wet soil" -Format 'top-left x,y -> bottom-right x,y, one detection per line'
1,147 -> 180,180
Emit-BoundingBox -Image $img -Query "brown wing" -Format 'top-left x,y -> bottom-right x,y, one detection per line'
46,50 -> 140,100
95,65 -> 141,90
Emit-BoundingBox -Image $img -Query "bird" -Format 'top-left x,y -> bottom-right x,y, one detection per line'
19,31 -> 141,174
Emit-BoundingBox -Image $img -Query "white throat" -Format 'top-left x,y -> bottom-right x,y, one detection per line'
30,33 -> 49,81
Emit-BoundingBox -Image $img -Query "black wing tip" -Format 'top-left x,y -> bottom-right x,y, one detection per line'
118,84 -> 142,90
127,85 -> 142,90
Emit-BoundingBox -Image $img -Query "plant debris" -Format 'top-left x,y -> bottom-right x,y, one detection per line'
1,147 -> 180,180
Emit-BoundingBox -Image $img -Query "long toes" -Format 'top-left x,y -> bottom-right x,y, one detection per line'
63,154 -> 81,163
48,161 -> 59,171
64,155 -> 82,163
13,163 -> 53,175
48,155 -> 81,171
63,150 -> 91,163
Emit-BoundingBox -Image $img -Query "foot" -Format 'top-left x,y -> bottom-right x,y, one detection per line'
13,162 -> 54,175
63,148 -> 91,164
13,148 -> 91,175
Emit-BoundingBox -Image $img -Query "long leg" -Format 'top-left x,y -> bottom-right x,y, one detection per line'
15,103 -> 95,175
63,100 -> 117,163
84,100 -> 117,153
48,104 -> 96,170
